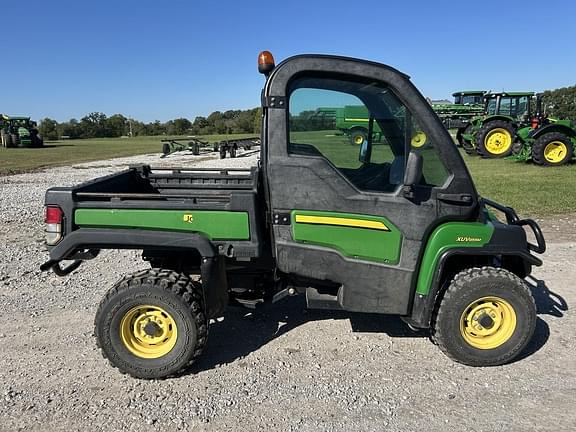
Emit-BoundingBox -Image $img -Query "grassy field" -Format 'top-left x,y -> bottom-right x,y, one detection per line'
463,154 -> 576,216
0,133 -> 255,175
1,133 -> 575,216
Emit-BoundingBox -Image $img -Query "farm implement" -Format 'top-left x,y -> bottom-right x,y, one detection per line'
433,90 -> 485,131
161,136 -> 260,159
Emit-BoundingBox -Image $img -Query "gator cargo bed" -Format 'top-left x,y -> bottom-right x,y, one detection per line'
44,165 -> 264,262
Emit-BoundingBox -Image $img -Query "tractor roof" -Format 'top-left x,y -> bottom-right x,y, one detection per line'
451,90 -> 486,96
1,115 -> 31,120
485,91 -> 534,98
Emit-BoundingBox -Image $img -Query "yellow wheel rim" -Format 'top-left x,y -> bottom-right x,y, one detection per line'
120,305 -> 178,359
543,141 -> 568,164
460,296 -> 516,350
353,134 -> 364,145
484,128 -> 512,155
411,131 -> 427,148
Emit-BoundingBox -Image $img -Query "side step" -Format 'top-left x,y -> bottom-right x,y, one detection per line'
305,287 -> 343,310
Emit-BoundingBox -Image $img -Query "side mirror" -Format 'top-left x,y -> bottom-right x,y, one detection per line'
404,151 -> 423,187
358,139 -> 369,164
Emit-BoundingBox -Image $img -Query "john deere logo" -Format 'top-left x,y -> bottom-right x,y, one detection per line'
183,214 -> 194,223
456,236 -> 482,242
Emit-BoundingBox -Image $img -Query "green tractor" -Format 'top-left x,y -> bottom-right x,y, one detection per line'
433,90 -> 486,132
460,92 -> 536,158
512,102 -> 576,166
0,115 -> 44,148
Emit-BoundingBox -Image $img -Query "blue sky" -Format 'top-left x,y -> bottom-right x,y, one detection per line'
4,0 -> 575,122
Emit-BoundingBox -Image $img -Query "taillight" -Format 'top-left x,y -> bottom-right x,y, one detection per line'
531,117 -> 539,129
45,206 -> 63,245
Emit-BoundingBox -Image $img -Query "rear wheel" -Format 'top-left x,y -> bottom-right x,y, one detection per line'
219,146 -> 227,159
349,128 -> 367,146
476,121 -> 515,158
94,269 -> 208,379
432,267 -> 536,366
229,146 -> 237,158
531,132 -> 574,166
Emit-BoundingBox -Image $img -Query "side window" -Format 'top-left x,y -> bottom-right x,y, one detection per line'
499,97 -> 512,116
288,76 -> 449,192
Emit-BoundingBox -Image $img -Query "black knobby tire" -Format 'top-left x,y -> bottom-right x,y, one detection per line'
455,128 -> 464,148
460,125 -> 477,155
431,267 -> 536,367
94,268 -> 208,379
476,120 -> 515,158
349,128 -> 367,146
531,132 -> 574,166
229,146 -> 237,158
162,143 -> 170,155
192,143 -> 200,156
219,146 -> 227,159
10,134 -> 20,147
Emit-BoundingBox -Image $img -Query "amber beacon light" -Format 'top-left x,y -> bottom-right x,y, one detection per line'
258,51 -> 275,75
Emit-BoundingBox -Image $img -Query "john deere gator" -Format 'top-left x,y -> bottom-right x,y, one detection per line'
41,52 -> 546,379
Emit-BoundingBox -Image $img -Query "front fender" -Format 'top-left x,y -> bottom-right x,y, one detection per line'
405,218 -> 543,328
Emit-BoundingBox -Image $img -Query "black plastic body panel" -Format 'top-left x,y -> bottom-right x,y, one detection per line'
44,166 -> 265,261
262,55 -> 481,315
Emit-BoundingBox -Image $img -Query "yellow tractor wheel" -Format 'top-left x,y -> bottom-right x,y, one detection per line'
476,121 -> 515,158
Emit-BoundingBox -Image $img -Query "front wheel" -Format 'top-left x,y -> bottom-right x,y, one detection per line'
349,128 -> 367,146
432,267 -> 536,366
94,269 -> 208,379
531,132 -> 574,166
476,121 -> 515,158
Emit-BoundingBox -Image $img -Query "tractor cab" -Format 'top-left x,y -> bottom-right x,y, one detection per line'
452,90 -> 485,105
483,92 -> 535,121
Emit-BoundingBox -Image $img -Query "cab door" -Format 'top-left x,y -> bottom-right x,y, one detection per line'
262,56 -> 477,314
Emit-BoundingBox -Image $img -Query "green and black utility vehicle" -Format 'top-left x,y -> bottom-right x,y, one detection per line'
0,115 -> 43,148
460,92 -> 536,157
41,52 -> 546,379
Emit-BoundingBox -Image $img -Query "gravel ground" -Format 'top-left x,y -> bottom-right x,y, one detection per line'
0,149 -> 574,432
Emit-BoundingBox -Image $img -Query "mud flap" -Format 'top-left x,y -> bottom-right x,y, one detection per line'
200,257 -> 228,318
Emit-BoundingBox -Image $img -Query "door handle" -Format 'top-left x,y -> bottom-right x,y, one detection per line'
437,193 -> 473,204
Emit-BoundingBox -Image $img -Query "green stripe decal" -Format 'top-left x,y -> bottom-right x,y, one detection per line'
416,222 -> 494,295
74,209 -> 250,240
291,210 -> 402,264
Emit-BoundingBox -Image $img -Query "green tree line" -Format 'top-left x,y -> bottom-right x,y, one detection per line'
38,108 -> 262,140
541,85 -> 576,120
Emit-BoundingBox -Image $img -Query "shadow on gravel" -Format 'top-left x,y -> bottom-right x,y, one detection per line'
515,277 -> 569,361
191,296 -> 424,375
189,277 -> 569,374
526,276 -> 569,317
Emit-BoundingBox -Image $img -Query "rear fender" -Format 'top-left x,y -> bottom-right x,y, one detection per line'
530,123 -> 576,140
